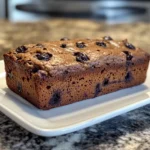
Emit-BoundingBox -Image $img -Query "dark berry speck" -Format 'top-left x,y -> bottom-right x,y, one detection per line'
32,66 -> 40,73
38,70 -> 47,80
96,41 -> 106,48
36,53 -> 52,61
36,43 -> 44,48
123,51 -> 133,61
125,72 -> 132,82
60,43 -> 67,48
103,78 -> 109,86
103,36 -> 113,40
74,52 -> 89,63
49,91 -> 61,105
7,69 -> 13,79
17,82 -> 22,93
125,42 -> 135,50
60,37 -> 69,41
16,46 -> 27,53
64,70 -> 69,74
76,42 -> 86,48
94,83 -> 101,97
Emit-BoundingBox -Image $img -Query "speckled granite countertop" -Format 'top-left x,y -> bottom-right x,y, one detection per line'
0,19 -> 150,150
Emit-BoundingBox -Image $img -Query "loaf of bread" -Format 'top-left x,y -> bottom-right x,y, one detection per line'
3,37 -> 150,110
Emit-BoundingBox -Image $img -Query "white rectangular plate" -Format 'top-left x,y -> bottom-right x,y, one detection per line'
0,60 -> 150,137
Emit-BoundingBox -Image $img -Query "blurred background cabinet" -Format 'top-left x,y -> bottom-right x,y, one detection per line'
0,0 -> 150,23
0,0 -> 8,19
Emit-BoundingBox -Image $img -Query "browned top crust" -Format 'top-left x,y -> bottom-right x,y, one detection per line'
3,36 -> 150,77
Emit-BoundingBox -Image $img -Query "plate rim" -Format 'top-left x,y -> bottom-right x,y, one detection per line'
0,60 -> 150,136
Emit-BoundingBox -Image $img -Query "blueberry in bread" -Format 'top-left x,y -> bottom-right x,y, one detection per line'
3,37 -> 150,110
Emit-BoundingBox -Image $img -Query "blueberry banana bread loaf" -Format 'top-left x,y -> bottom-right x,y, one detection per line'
3,37 -> 150,110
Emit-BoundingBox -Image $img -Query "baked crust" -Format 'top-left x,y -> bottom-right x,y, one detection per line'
3,37 -> 150,109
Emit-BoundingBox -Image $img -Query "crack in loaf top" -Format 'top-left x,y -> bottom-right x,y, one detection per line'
5,36 -> 150,77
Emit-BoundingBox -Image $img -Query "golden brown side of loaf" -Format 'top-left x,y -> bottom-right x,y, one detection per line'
3,36 -> 150,110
